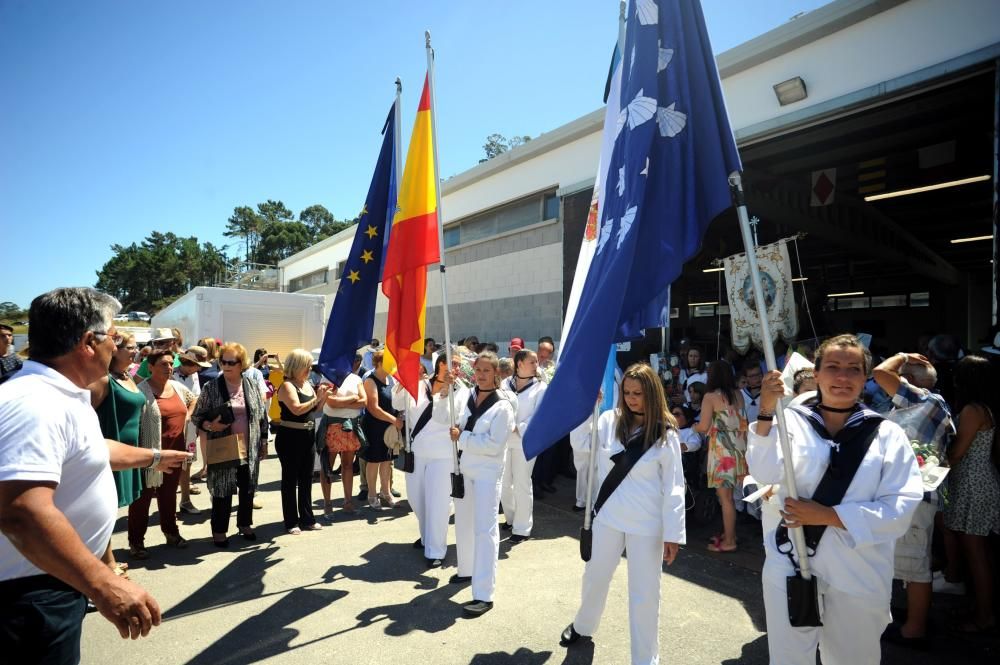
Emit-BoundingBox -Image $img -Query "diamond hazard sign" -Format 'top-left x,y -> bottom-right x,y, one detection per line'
810,168 -> 836,206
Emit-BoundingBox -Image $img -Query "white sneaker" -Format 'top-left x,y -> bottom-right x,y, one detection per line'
932,571 -> 965,595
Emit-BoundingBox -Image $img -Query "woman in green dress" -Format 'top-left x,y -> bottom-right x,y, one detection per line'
89,333 -> 147,572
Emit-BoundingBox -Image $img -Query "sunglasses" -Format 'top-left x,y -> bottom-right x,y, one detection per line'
93,330 -> 124,346
220,359 -> 241,366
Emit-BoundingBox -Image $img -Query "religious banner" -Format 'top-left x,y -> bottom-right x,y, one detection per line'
723,239 -> 798,353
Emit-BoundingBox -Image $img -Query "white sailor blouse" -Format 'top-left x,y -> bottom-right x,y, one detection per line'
747,406 -> 922,602
455,388 -> 517,479
392,381 -> 470,460
593,409 -> 687,543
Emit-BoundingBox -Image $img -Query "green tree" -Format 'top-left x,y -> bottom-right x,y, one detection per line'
95,233 -> 230,313
0,302 -> 26,320
299,204 -> 351,241
482,133 -> 532,159
224,206 -> 262,264
256,221 -> 315,265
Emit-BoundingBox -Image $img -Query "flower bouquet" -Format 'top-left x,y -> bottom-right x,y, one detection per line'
910,440 -> 949,493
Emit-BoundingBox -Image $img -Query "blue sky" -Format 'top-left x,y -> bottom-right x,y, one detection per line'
0,0 -> 829,308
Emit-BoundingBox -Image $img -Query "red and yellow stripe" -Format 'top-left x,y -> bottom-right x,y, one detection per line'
381,75 -> 440,397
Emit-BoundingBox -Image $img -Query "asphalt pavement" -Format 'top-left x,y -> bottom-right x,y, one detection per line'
80,455 -> 988,664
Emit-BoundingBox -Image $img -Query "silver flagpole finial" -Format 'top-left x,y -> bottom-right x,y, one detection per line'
425,31 -> 431,48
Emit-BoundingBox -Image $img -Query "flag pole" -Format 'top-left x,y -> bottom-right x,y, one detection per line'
580,0 -> 627,562
729,172 -> 811,580
393,76 -> 416,470
579,398 -> 600,561
425,31 -> 463,497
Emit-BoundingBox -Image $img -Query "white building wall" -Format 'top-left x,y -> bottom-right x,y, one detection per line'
441,131 -> 602,223
722,0 -> 1000,133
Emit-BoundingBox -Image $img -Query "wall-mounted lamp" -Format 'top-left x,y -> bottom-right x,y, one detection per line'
773,77 -> 807,106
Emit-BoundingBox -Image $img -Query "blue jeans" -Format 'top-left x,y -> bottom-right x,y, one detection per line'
0,574 -> 87,665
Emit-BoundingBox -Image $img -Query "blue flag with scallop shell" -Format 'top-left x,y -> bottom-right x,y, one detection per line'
524,0 -> 742,458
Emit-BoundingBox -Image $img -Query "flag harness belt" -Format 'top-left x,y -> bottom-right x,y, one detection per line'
775,407 -> 883,627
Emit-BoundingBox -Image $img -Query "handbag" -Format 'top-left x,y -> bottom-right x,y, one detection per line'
205,433 -> 247,465
203,400 -> 235,426
384,424 -> 403,455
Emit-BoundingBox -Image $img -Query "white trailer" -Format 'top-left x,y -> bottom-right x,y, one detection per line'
151,287 -> 326,359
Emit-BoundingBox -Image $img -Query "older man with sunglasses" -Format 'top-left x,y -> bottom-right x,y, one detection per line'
0,288 -> 191,664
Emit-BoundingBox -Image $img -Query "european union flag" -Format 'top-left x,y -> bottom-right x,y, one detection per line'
524,0 -> 742,459
318,102 -> 397,385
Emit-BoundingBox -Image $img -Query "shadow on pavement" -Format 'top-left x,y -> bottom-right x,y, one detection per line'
720,634 -> 769,665
181,586 -> 348,665
468,647 -> 556,664
323,541 -> 440,590
356,582 -> 467,636
164,545 -> 284,618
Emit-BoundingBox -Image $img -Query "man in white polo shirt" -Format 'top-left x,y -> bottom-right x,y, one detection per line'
0,287 -> 190,664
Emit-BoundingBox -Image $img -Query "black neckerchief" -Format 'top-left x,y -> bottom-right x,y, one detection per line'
593,423 -> 665,515
506,376 -> 536,394
410,381 -> 436,441
776,402 -> 884,564
464,388 -> 501,432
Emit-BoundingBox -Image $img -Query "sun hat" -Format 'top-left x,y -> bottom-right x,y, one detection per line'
180,346 -> 211,367
151,328 -> 176,342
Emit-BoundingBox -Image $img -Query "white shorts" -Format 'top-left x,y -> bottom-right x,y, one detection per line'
893,500 -> 936,584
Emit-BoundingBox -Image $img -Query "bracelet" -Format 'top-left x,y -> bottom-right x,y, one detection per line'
146,448 -> 161,469
757,414 -> 774,422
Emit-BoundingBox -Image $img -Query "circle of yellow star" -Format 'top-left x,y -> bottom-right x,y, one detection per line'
347,270 -> 361,284
365,225 -> 378,239
359,204 -> 368,216
360,249 -> 374,264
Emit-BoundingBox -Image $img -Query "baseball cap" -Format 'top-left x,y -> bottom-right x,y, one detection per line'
509,337 -> 525,353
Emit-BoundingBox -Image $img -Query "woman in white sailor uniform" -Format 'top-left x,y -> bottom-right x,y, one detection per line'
447,351 -> 516,616
747,334 -> 922,665
392,354 -> 468,568
499,348 -> 546,542
560,363 -> 686,665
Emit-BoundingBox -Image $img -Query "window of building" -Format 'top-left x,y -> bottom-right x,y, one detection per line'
543,193 -> 559,221
909,292 -> 930,307
336,260 -> 347,278
836,296 -> 869,310
443,190 -> 558,249
288,268 -> 328,292
870,294 -> 907,308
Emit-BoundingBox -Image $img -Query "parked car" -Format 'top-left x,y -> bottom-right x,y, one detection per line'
127,311 -> 151,322
113,314 -> 129,322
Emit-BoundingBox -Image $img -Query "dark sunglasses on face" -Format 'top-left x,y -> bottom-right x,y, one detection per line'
220,359 -> 240,366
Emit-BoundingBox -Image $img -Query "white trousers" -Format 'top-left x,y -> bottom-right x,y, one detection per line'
454,470 -> 502,602
573,450 -> 597,508
404,456 -> 453,560
501,442 -> 535,535
573,521 -> 664,665
762,576 -> 890,665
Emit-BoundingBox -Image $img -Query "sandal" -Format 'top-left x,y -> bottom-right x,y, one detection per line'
707,536 -> 737,553
164,534 -> 188,549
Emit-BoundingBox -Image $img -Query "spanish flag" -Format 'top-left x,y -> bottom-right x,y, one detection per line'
381,74 -> 440,397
